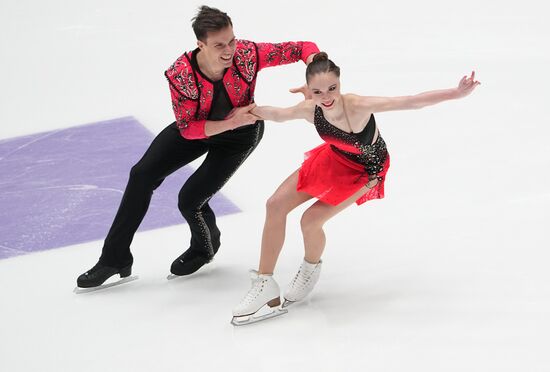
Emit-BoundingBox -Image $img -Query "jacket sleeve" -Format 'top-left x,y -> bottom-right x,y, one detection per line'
255,41 -> 319,71
165,72 -> 208,140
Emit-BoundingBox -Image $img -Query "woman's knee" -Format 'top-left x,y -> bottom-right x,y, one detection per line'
265,193 -> 293,217
300,209 -> 326,233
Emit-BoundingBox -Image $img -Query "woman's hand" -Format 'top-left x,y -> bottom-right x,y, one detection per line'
455,71 -> 481,98
289,84 -> 312,100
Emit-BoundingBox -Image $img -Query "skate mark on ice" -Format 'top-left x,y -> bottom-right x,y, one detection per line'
0,129 -> 63,162
0,244 -> 27,259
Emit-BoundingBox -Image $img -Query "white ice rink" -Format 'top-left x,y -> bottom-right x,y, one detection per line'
1,0 -> 549,371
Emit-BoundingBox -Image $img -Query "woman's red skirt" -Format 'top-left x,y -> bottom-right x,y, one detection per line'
297,143 -> 390,206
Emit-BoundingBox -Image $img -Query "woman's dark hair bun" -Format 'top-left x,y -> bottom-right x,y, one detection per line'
313,52 -> 329,62
306,51 -> 340,83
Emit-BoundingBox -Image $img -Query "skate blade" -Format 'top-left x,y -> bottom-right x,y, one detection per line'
282,299 -> 295,308
231,307 -> 288,326
166,261 -> 215,280
73,275 -> 139,294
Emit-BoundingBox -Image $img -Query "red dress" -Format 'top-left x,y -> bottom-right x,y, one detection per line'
297,106 -> 390,206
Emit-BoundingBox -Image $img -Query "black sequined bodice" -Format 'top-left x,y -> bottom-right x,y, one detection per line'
313,105 -> 388,176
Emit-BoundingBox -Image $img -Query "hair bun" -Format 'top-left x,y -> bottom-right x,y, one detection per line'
313,52 -> 329,62
305,51 -> 340,82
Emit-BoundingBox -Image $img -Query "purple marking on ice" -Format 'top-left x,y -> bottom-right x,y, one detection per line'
0,117 -> 241,260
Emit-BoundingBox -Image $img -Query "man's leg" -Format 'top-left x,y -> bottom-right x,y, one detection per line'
77,123 -> 207,288
170,122 -> 264,275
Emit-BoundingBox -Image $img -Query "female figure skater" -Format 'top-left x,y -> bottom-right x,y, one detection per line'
231,52 -> 480,325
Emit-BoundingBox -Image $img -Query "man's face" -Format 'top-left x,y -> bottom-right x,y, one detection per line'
197,26 -> 236,69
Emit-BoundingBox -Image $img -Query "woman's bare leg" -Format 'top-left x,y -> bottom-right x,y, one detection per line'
300,183 -> 376,263
258,169 -> 312,274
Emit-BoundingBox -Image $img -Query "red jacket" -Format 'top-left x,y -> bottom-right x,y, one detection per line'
165,39 -> 319,139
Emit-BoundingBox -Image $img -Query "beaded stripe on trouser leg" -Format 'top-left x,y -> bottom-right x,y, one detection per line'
178,121 -> 264,255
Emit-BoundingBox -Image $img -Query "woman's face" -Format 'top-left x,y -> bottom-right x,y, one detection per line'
307,72 -> 341,110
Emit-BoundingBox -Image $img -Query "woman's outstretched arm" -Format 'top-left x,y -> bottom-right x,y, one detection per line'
251,100 -> 315,123
357,71 -> 480,113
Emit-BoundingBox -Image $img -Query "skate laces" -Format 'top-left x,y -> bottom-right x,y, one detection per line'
290,265 -> 316,291
240,272 -> 267,306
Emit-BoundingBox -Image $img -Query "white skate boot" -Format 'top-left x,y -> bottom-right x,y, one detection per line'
231,270 -> 288,326
283,259 -> 322,308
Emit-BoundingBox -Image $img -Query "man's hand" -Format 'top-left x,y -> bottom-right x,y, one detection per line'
306,53 -> 317,65
226,103 -> 261,129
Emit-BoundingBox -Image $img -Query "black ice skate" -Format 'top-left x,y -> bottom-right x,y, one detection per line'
74,262 -> 138,293
167,248 -> 215,279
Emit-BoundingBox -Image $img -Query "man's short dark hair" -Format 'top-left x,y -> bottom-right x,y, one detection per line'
192,6 -> 233,42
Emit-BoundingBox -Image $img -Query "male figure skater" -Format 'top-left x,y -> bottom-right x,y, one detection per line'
76,6 -> 319,290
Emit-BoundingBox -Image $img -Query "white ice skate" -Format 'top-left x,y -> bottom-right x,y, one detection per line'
231,270 -> 288,326
282,259 -> 322,308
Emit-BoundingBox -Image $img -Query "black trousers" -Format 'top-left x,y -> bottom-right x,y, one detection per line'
99,121 -> 264,267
